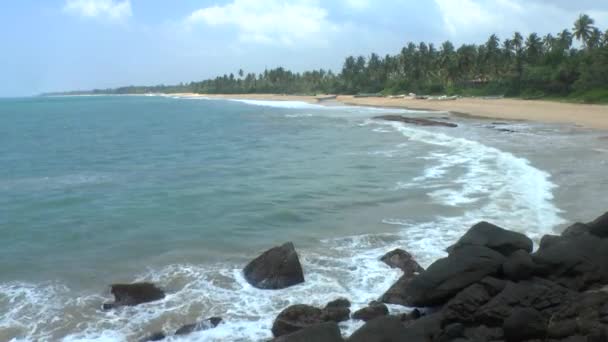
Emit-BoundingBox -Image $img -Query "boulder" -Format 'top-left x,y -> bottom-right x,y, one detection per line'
539,234 -> 562,250
533,233 -> 608,290
588,211 -> 608,238
442,283 -> 492,324
548,291 -> 608,337
272,305 -> 324,337
373,115 -> 458,127
447,221 -> 533,256
274,322 -> 344,342
103,282 -> 165,309
463,325 -> 504,341
243,242 -> 305,290
502,249 -> 535,281
273,301 -> 350,338
347,316 -> 409,342
401,313 -> 443,342
175,317 -> 222,335
503,308 -> 547,341
380,249 -> 424,275
322,299 -> 351,323
352,301 -> 389,321
402,245 -> 505,306
381,273 -> 417,306
561,222 -> 591,237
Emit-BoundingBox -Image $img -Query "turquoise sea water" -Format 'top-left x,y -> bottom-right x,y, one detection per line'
2,95 -> 604,341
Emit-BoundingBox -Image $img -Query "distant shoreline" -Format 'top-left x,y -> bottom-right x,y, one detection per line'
167,93 -> 608,131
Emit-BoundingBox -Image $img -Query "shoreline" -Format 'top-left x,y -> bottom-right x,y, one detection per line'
170,93 -> 608,131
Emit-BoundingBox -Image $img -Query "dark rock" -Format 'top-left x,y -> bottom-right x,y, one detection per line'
104,282 -> 165,308
463,325 -> 504,341
547,319 -> 577,339
478,276 -> 507,296
539,234 -> 562,250
442,283 -> 492,324
274,322 -> 344,342
352,301 -> 389,321
139,332 -> 165,342
475,278 -> 573,326
442,323 -> 464,339
533,233 -> 608,290
325,298 -> 350,309
502,249 -> 535,281
561,222 -> 591,237
588,211 -> 608,238
380,249 -> 424,275
503,308 -> 547,341
347,316 -> 408,342
321,305 -> 350,323
373,115 -> 458,127
175,317 -> 222,335
549,291 -> 608,336
402,245 -> 505,306
447,221 -> 533,256
272,304 -> 324,337
401,313 -> 443,342
381,273 -> 417,306
400,308 -> 422,322
243,242 -> 305,290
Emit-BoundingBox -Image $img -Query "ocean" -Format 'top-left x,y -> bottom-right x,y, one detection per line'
1,95 -> 607,341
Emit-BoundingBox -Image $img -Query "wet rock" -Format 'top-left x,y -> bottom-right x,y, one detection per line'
503,308 -> 547,341
403,245 -> 505,306
373,115 -> 458,127
380,249 -> 424,275
475,278 -> 573,325
502,249 -> 535,281
447,221 -> 533,256
539,234 -> 562,250
347,316 -> 409,342
139,332 -> 166,342
463,325 -> 504,341
272,304 -> 324,337
103,282 -> 165,309
442,283 -> 492,324
352,301 -> 389,321
401,313 -> 443,342
274,322 -> 344,342
381,272 -> 417,306
561,222 -> 591,237
243,242 -> 305,290
175,317 -> 222,335
322,299 -> 351,323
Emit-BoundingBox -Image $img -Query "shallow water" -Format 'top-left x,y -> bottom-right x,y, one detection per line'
0,95 -> 606,341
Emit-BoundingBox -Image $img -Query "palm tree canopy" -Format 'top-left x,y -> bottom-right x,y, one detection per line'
573,14 -> 596,46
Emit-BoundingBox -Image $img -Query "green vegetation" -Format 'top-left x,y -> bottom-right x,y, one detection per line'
46,15 -> 608,103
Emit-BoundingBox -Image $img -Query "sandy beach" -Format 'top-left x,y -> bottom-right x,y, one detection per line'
174,93 -> 608,130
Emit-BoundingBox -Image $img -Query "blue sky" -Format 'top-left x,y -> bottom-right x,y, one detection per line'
1,0 -> 607,96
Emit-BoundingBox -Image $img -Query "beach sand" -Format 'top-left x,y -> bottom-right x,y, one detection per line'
173,93 -> 608,130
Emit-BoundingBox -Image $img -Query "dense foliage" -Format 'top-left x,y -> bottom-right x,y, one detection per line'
48,15 -> 608,103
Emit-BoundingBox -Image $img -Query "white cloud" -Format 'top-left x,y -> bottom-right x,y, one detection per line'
185,0 -> 339,46
64,0 -> 132,20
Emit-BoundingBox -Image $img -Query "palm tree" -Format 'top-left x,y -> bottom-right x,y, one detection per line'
512,32 -> 524,53
557,29 -> 573,50
587,28 -> 602,49
526,33 -> 543,62
573,14 -> 595,48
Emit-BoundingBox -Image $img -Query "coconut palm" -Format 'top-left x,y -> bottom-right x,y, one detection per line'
557,29 -> 573,50
512,32 -> 524,53
587,28 -> 602,49
573,14 -> 595,48
526,33 -> 543,62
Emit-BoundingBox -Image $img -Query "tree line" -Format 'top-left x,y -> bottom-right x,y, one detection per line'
48,15 -> 608,103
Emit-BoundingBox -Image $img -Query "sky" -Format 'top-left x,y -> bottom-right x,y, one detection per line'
1,0 -> 607,96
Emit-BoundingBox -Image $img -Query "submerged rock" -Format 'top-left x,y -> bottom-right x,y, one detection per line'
175,317 -> 222,335
373,115 -> 458,127
243,242 -> 305,290
103,282 -> 165,309
139,332 -> 166,342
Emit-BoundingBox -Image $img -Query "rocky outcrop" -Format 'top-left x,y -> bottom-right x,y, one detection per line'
373,115 -> 458,127
103,282 -> 165,309
243,242 -> 305,290
347,316 -> 409,342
